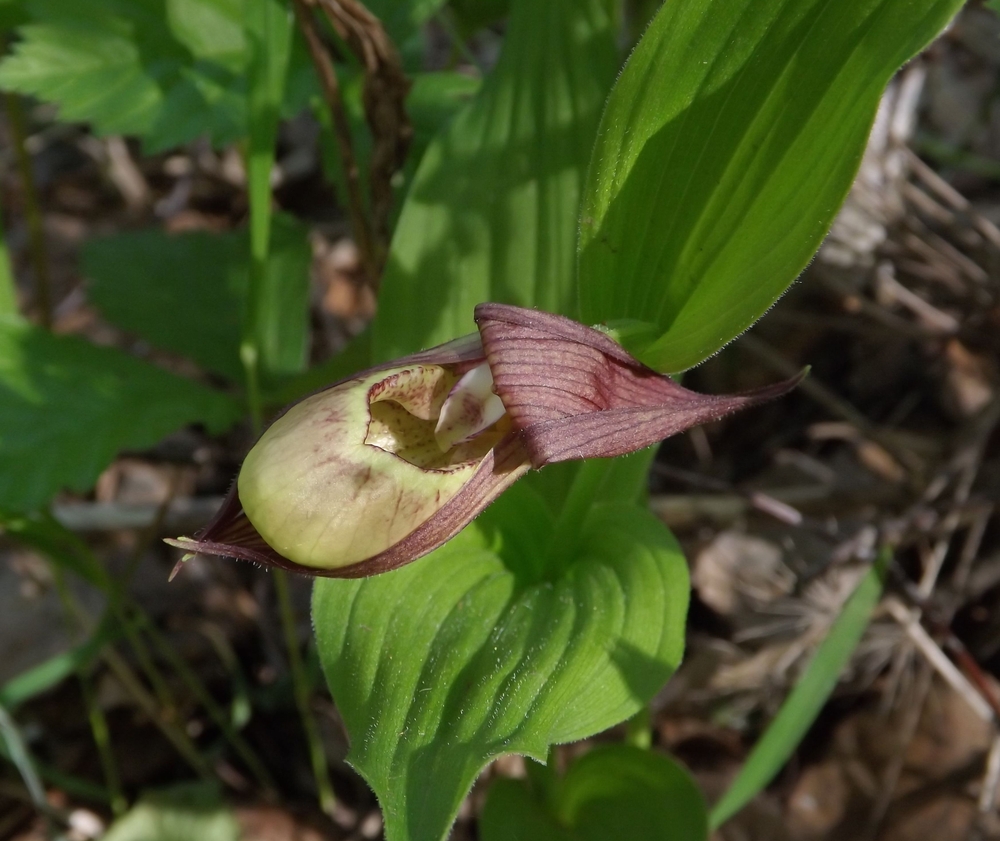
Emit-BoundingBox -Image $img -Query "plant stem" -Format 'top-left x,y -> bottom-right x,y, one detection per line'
134,609 -> 278,794
545,459 -> 612,574
274,570 -> 337,817
623,705 -> 652,750
77,669 -> 126,816
4,93 -> 51,328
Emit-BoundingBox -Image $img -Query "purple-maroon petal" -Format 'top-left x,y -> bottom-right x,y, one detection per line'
475,303 -> 804,467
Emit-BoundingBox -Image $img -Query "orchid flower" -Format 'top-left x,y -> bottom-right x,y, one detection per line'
166,304 -> 801,578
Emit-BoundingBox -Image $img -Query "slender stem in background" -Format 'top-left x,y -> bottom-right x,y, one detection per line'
135,610 -> 278,795
4,93 -> 51,328
77,668 -> 126,816
291,0 -> 378,285
0,195 -> 16,317
434,10 -> 484,73
49,564 -> 215,783
245,0 -> 337,815
274,570 -> 337,817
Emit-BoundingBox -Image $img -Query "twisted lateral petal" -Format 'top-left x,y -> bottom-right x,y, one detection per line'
475,303 -> 805,467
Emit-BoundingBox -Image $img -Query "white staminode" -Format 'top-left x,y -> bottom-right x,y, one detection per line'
434,362 -> 507,452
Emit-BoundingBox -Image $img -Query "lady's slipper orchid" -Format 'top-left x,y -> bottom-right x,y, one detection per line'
166,304 -> 801,578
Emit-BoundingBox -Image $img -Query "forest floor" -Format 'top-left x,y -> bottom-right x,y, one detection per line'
2,5 -> 1000,841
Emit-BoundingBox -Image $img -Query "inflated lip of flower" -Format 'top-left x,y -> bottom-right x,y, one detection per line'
165,304 -> 803,579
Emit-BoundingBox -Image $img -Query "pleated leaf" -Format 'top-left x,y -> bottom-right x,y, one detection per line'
372,0 -> 618,361
313,502 -> 689,841
578,0 -> 965,372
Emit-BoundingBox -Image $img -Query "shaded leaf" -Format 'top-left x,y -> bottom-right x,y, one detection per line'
84,213 -> 312,383
0,316 -> 240,512
481,745 -> 708,841
578,0 -> 964,372
372,0 -> 618,361
364,0 -> 445,49
317,70 -> 480,234
314,503 -> 689,841
102,783 -> 238,841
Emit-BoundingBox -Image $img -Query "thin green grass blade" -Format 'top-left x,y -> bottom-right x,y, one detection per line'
709,549 -> 889,829
0,619 -> 117,710
0,701 -> 46,810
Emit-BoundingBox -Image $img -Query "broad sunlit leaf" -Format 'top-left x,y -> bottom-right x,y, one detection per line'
313,503 -> 689,841
578,0 -> 964,372
372,0 -> 618,361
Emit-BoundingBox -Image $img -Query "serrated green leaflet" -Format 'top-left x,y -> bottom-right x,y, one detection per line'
0,0 -> 247,151
578,0 -> 964,372
372,0 -> 618,361
0,317 -> 239,512
84,213 -> 311,383
313,503 -> 689,841
481,745 -> 708,841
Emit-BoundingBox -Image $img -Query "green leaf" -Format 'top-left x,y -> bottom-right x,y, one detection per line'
709,550 -> 888,828
0,316 -> 240,512
166,0 -> 245,69
578,0 -> 964,372
83,230 -> 244,381
102,783 -> 239,841
0,618 -> 117,710
0,0 -> 29,32
0,0 -> 247,151
83,214 -> 312,383
372,0 -> 618,361
0,509 -> 109,586
264,327 -> 372,407
316,70 -> 479,235
481,745 -> 708,841
449,0 -> 509,35
253,212 -> 312,380
365,0 -> 446,47
313,503 -> 689,841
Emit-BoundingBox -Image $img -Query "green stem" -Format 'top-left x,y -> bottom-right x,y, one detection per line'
0,193 -> 16,318
49,564 -> 214,783
545,459 -> 612,574
274,570 -> 337,816
77,669 -> 126,816
623,705 -> 652,750
134,609 -> 277,794
4,93 -> 51,328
